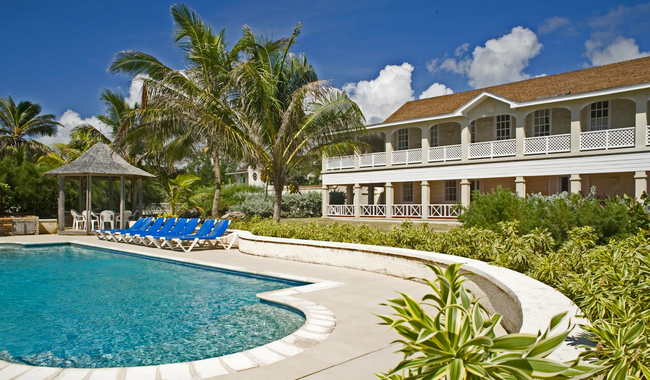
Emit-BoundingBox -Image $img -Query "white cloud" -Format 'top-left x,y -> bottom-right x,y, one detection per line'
454,43 -> 470,57
125,74 -> 146,107
588,3 -> 650,31
419,83 -> 454,99
343,63 -> 416,124
585,36 -> 650,66
431,27 -> 543,89
38,110 -> 109,147
539,16 -> 571,34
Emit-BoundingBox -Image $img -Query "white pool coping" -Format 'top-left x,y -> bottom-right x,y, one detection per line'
0,240 -> 344,380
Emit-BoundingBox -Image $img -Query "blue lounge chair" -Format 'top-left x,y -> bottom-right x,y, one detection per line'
130,217 -> 177,245
141,218 -> 189,246
171,220 -> 234,252
121,217 -> 166,243
157,219 -> 215,249
149,218 -> 200,248
98,217 -> 153,241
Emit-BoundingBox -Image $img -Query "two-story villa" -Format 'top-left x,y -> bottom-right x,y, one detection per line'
321,57 -> 650,220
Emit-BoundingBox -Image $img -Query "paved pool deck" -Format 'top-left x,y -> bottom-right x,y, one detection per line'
0,234 -> 436,380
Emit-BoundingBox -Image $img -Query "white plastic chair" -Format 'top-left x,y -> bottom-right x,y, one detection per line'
116,210 -> 132,226
82,210 -> 99,230
99,210 -> 115,229
71,209 -> 84,230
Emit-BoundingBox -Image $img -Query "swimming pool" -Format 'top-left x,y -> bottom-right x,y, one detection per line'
0,244 -> 306,368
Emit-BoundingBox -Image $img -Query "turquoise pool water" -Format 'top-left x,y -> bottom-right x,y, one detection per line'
0,244 -> 306,368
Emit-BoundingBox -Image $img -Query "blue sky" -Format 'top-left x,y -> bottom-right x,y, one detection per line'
1,0 -> 649,142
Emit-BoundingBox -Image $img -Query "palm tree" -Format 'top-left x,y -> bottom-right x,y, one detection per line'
0,95 -> 62,157
108,4 -> 250,217
234,24 -> 366,221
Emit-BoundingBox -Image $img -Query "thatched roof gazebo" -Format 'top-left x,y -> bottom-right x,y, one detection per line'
44,143 -> 155,234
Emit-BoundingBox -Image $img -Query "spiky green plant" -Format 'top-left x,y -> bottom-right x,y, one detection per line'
376,263 -> 601,380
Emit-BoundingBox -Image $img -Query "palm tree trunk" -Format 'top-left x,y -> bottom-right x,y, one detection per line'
273,177 -> 283,222
211,150 -> 221,218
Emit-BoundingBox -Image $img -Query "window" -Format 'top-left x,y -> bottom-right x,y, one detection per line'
533,109 -> 551,137
590,101 -> 609,131
397,128 -> 409,150
429,125 -> 439,147
402,182 -> 414,202
470,121 -> 477,143
444,180 -> 457,202
561,177 -> 569,193
495,115 -> 511,140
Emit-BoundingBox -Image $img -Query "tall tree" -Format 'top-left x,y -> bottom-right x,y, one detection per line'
0,95 -> 61,157
234,24 -> 366,221
109,4 -> 249,217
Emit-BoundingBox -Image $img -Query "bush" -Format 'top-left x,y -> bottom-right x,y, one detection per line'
229,191 -> 322,218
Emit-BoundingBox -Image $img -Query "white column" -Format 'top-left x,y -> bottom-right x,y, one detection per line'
421,181 -> 430,220
460,179 -> 471,208
58,177 -> 65,232
636,96 -> 648,148
421,126 -> 430,164
515,176 -> 526,198
635,171 -> 647,199
321,185 -> 329,217
368,185 -> 375,205
385,131 -> 393,167
86,175 -> 92,234
354,184 -> 361,217
570,174 -> 582,194
346,185 -> 353,205
385,182 -> 393,218
570,104 -> 582,153
460,120 -> 470,161
120,177 -> 126,229
515,113 -> 525,157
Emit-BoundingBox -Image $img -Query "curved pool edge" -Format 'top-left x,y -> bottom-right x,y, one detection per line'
0,240 -> 343,379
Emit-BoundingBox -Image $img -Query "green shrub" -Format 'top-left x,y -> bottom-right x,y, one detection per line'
229,191 -> 321,218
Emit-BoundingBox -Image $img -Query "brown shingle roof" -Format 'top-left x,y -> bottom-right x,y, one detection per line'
384,56 -> 650,123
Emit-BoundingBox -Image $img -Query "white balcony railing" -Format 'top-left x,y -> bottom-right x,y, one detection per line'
327,205 -> 353,216
392,204 -> 422,217
361,205 -> 386,216
429,204 -> 461,218
468,139 -> 516,159
392,148 -> 423,165
428,144 -> 462,162
580,127 -> 635,151
646,126 -> 650,146
524,134 -> 571,155
325,155 -> 355,170
359,152 -> 386,168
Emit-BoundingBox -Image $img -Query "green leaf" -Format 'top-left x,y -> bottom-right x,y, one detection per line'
526,331 -> 570,358
499,358 -> 570,377
491,334 -> 538,351
447,358 -> 466,380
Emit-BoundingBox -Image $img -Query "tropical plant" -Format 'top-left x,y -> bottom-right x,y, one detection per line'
0,95 -> 62,157
109,4 -> 249,217
234,23 -> 366,221
163,173 -> 210,217
376,263 -> 601,380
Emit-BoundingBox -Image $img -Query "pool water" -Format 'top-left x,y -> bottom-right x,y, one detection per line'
0,244 -> 306,368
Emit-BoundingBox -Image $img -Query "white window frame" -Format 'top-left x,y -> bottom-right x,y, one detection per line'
533,109 -> 551,137
397,128 -> 409,150
589,101 -> 609,131
495,115 -> 511,140
470,121 -> 477,143
444,180 -> 457,202
402,182 -> 414,203
429,125 -> 439,147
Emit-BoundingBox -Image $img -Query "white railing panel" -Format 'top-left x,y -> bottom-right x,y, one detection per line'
524,134 -> 571,155
361,205 -> 386,216
325,155 -> 355,170
428,204 -> 461,218
647,126 -> 650,146
580,127 -> 635,151
428,144 -> 462,162
359,152 -> 386,168
392,204 -> 422,217
327,205 -> 353,216
392,148 -> 422,165
468,139 -> 516,159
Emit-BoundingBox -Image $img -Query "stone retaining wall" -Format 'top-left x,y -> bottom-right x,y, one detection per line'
0,216 -> 39,236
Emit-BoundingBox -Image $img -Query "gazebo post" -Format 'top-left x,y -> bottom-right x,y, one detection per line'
108,177 -> 113,211
131,177 -> 137,214
86,175 -> 92,234
58,177 -> 65,232
78,176 -> 84,212
120,176 -> 126,229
